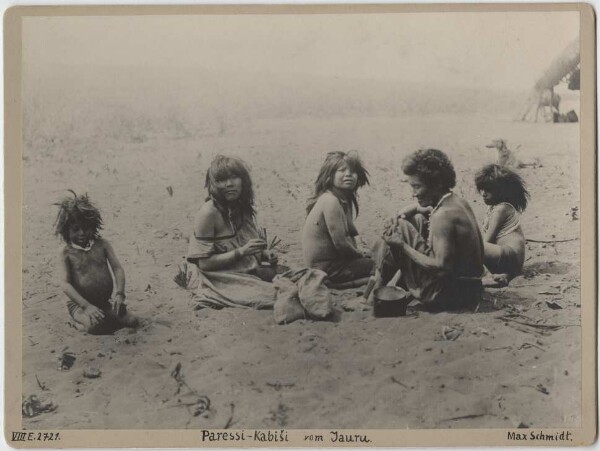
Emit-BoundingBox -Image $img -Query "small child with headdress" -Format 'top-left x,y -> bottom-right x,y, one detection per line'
55,191 -> 139,333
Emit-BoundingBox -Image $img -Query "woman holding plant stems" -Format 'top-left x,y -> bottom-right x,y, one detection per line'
187,155 -> 278,282
302,151 -> 374,283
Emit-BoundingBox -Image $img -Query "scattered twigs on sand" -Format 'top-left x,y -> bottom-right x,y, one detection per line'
497,313 -> 579,338
22,395 -> 57,418
191,396 -> 211,416
266,381 -> 296,390
24,293 -> 58,307
511,282 -> 562,288
441,325 -> 463,341
171,362 -> 194,394
441,413 -> 488,422
170,363 -> 212,417
35,374 -> 48,391
499,314 -> 567,331
502,317 -> 561,331
483,346 -> 512,352
381,359 -> 403,367
390,376 -> 409,389
507,323 -> 546,336
224,403 -> 235,429
518,342 -> 546,352
520,384 -> 550,395
535,384 -> 550,395
526,238 -> 579,244
174,262 -> 189,289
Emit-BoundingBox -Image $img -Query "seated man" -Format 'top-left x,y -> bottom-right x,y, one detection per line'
371,149 -> 484,311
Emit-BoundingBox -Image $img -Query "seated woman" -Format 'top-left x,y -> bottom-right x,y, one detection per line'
474,164 -> 530,287
187,155 -> 278,282
301,151 -> 373,284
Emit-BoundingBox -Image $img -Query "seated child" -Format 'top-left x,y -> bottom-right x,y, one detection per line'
301,151 -> 373,284
55,191 -> 139,334
474,164 -> 530,287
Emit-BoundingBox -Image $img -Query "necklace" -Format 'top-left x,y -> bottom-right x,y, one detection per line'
426,192 -> 452,248
70,239 -> 94,252
430,191 -> 453,216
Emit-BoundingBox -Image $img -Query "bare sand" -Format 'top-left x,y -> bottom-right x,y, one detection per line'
21,114 -> 581,429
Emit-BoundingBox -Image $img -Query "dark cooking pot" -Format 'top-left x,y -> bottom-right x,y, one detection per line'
373,286 -> 410,317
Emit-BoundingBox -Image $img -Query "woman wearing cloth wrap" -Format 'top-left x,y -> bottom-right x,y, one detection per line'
187,155 -> 277,282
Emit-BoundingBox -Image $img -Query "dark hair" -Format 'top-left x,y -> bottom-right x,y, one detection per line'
205,155 -> 256,219
402,149 -> 456,191
307,151 -> 370,215
54,190 -> 103,242
474,164 -> 530,212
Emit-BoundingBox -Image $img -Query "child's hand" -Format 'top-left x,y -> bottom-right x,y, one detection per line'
83,304 -> 105,326
113,293 -> 126,317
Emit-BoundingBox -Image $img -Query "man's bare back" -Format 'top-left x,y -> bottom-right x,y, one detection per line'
432,194 -> 484,279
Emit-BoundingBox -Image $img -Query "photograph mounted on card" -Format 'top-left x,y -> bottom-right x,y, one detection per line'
4,3 -> 596,448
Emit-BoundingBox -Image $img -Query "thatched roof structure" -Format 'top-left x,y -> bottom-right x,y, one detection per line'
520,38 -> 580,122
533,39 -> 580,93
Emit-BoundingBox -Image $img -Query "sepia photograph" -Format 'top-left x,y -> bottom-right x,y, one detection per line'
4,4 -> 596,447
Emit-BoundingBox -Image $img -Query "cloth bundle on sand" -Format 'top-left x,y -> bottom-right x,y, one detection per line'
273,269 -> 332,325
183,263 -> 333,323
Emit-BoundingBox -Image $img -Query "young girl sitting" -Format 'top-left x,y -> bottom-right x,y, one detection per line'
474,164 -> 530,287
301,151 -> 373,284
55,191 -> 139,334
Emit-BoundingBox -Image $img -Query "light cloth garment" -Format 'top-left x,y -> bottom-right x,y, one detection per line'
184,208 -> 332,319
482,203 -> 521,239
312,257 -> 374,284
184,263 -> 333,323
187,216 -> 261,273
185,263 -> 276,310
375,215 -> 482,311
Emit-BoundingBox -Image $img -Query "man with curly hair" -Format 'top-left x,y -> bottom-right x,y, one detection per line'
371,149 -> 484,311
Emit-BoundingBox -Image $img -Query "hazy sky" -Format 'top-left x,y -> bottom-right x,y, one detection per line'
24,11 -> 579,89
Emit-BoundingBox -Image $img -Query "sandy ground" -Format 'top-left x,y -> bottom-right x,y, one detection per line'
21,114 -> 581,429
